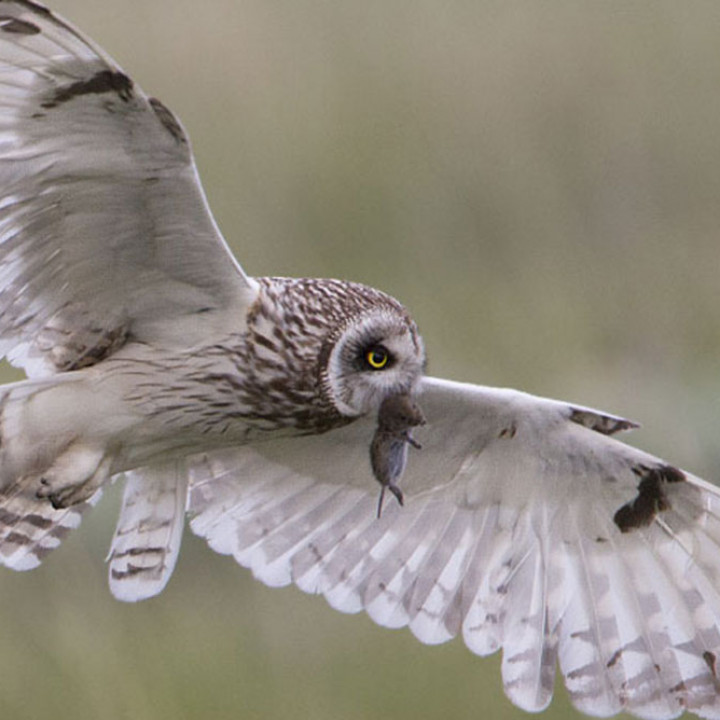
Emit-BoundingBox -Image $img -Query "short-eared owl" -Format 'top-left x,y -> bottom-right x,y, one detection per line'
1,3 -> 720,718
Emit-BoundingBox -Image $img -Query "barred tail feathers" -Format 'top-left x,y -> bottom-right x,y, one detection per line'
108,462 -> 188,602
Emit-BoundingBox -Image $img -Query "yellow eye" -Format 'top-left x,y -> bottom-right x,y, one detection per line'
365,346 -> 390,370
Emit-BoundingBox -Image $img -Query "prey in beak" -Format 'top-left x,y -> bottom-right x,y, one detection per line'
369,393 -> 426,518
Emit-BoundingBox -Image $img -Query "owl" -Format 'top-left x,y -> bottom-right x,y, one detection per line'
1,3 -> 720,718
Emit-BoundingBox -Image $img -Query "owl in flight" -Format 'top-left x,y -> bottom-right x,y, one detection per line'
1,2 -> 720,717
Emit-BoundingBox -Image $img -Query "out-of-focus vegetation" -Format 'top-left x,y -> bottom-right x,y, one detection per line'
2,1 -> 720,718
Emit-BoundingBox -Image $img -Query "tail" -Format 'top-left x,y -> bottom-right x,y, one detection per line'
107,462 -> 187,602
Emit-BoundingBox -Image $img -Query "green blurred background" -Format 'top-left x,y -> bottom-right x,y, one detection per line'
2,1 -> 720,718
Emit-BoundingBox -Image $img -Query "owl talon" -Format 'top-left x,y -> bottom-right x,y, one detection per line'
36,478 -> 93,509
34,444 -> 111,509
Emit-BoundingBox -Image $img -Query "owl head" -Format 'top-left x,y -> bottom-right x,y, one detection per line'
253,277 -> 426,428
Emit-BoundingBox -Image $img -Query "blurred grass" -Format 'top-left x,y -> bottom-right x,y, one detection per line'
2,1 -> 720,718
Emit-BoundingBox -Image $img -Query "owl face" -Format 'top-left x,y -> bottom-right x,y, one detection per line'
239,277 -> 425,432
322,306 -> 426,417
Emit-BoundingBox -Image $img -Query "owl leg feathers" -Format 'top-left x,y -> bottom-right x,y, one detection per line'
0,377 -> 117,569
35,442 -> 111,509
0,378 -> 189,599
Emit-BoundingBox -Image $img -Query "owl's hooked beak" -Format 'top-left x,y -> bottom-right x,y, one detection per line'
369,393 -> 426,518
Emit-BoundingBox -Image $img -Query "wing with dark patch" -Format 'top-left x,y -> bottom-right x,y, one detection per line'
613,463 -> 687,532
0,0 -> 256,376
187,376 -> 720,719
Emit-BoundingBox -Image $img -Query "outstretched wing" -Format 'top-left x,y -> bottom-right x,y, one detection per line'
187,376 -> 720,720
0,1 -> 256,376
